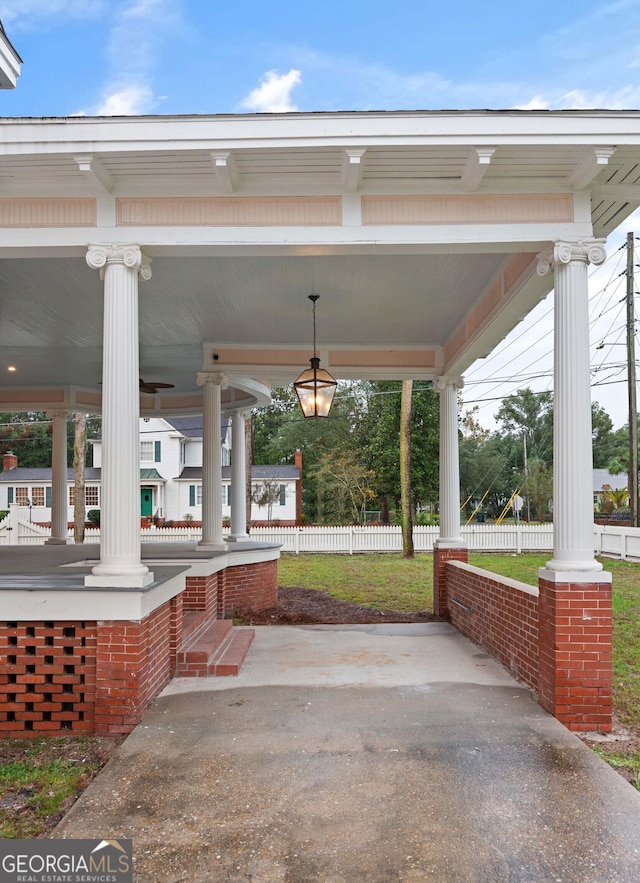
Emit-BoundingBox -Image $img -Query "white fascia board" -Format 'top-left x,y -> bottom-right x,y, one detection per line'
1,111 -> 640,155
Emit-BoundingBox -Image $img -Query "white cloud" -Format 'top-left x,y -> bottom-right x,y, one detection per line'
514,96 -> 550,111
95,85 -> 154,115
241,69 -> 302,113
75,0 -> 183,116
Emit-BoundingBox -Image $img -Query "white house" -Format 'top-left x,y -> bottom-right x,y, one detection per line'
0,416 -> 302,526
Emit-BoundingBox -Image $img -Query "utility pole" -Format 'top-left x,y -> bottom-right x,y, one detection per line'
627,232 -> 638,527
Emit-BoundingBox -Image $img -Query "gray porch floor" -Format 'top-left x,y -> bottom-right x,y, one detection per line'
54,622 -> 640,882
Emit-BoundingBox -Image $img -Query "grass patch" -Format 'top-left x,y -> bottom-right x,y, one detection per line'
278,553 -> 433,612
0,736 -> 118,838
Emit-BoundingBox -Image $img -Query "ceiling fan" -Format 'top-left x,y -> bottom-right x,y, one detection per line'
139,377 -> 175,394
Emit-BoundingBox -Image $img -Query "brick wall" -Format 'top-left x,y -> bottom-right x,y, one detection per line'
433,545 -> 468,616
538,576 -> 612,732
0,555 -> 277,737
0,621 -> 97,737
444,560 -> 613,732
184,572 -> 219,616
225,559 -> 277,615
446,562 -> 538,690
95,598 -> 180,737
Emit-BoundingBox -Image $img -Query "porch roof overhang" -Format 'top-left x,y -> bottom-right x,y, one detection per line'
0,108 -> 638,413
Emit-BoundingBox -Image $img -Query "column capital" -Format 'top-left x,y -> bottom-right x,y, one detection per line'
537,239 -> 606,276
86,244 -> 152,280
197,371 -> 228,389
434,375 -> 463,392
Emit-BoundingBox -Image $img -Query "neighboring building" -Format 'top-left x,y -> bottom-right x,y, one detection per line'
593,468 -> 628,510
0,417 -> 302,526
0,20 -> 21,90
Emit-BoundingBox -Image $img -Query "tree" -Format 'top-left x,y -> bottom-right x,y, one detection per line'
251,479 -> 282,525
357,381 -> 439,516
519,460 -> 553,521
399,380 -> 414,557
252,383 -> 365,523
495,389 -> 554,469
312,449 -> 376,524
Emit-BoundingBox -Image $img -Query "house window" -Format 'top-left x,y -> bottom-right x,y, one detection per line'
15,487 -> 29,505
180,440 -> 186,466
69,487 -> 100,507
31,487 -> 44,507
86,486 -> 99,507
189,484 -> 202,506
196,484 -> 202,506
140,441 -> 154,462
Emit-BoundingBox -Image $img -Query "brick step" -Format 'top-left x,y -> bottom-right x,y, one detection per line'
176,619 -> 254,677
181,609 -> 212,645
211,629 -> 255,677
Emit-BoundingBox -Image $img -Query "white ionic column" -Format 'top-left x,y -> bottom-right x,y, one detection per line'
85,245 -> 153,587
228,409 -> 249,542
538,239 -> 606,572
435,376 -> 464,546
198,372 -> 227,550
45,410 -> 69,545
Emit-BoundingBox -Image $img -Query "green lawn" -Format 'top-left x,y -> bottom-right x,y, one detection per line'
278,551 -> 640,784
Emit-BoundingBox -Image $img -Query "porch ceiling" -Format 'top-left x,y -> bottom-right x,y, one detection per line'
0,109 -> 639,410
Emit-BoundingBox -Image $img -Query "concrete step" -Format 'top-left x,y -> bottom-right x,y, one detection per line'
176,619 -> 254,677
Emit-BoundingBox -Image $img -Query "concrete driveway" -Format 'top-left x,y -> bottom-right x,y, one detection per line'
54,623 -> 640,882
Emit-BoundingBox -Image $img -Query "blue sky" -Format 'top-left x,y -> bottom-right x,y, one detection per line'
0,0 -> 639,431
2,0 -> 640,116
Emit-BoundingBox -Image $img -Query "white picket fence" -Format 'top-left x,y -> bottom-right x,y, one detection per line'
0,517 -> 638,560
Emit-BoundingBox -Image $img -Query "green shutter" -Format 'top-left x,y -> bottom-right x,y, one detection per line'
46,486 -> 52,508
189,485 -> 195,506
154,440 -> 161,462
280,484 -> 286,506
227,485 -> 232,506
7,487 -> 13,504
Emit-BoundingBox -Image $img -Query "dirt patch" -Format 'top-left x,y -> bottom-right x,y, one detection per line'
578,713 -> 640,787
235,585 -> 442,625
0,736 -> 123,838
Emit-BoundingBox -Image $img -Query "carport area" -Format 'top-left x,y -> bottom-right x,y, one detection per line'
54,623 -> 640,882
1,109 -> 640,736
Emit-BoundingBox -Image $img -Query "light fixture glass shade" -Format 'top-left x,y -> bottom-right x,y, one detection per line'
294,356 -> 337,418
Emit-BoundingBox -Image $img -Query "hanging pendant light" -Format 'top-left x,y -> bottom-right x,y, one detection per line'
294,294 -> 337,418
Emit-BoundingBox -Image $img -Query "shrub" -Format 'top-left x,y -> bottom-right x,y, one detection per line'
87,509 -> 100,526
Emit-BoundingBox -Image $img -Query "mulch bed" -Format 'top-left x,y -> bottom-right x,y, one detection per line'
235,585 -> 440,625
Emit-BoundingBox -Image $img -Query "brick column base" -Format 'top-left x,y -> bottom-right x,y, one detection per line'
538,572 -> 612,732
433,545 -> 468,617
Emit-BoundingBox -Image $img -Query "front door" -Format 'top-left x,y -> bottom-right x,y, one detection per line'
140,487 -> 153,517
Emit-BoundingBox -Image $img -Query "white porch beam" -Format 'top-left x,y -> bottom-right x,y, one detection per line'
565,147 -> 616,190
211,152 -> 237,193
73,155 -> 114,193
342,149 -> 366,192
460,147 -> 496,192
